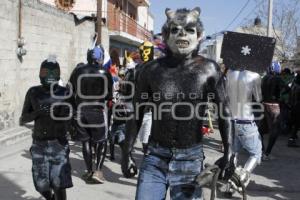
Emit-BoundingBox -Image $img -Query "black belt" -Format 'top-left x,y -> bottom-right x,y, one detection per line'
149,140 -> 203,149
33,138 -> 67,145
233,120 -> 254,124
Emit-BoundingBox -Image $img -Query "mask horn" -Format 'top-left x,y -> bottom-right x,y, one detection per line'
191,7 -> 201,18
165,8 -> 175,20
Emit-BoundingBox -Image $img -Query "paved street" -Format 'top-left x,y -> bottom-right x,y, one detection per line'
0,130 -> 299,200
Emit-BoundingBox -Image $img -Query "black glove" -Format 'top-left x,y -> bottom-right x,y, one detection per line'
214,154 -> 231,180
121,153 -> 138,178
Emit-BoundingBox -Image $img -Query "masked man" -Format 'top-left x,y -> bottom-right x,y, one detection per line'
225,68 -> 263,195
288,69 -> 300,147
220,30 -> 277,195
136,41 -> 155,153
20,57 -> 73,200
261,63 -> 286,159
110,41 -> 155,160
109,67 -> 127,161
68,46 -> 113,184
121,7 -> 232,199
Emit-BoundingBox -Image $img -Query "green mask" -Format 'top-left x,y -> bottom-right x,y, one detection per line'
39,60 -> 60,87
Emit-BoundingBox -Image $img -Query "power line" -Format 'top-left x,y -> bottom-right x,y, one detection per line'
224,0 -> 251,30
237,0 -> 265,27
204,0 -> 264,41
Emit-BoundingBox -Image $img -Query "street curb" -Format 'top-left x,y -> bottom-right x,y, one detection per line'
0,126 -> 32,148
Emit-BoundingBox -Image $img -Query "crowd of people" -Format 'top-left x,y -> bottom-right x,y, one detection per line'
18,6 -> 300,200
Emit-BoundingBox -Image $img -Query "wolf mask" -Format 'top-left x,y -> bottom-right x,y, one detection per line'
162,7 -> 204,56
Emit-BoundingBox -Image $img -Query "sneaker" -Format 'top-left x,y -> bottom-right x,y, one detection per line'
239,170 -> 250,188
287,138 -> 300,147
228,179 -> 239,191
224,182 -> 235,198
92,170 -> 106,184
81,171 -> 93,183
262,154 -> 275,161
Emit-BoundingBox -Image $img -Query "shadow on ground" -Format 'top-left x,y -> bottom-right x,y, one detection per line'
0,174 -> 43,200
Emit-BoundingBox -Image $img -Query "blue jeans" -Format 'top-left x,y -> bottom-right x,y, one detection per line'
30,139 -> 73,193
110,123 -> 126,144
233,122 -> 262,162
136,143 -> 204,200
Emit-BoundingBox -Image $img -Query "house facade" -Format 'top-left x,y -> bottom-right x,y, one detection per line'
40,0 -> 154,65
0,0 -> 97,133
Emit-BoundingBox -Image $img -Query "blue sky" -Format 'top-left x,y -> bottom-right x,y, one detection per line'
149,0 -> 259,36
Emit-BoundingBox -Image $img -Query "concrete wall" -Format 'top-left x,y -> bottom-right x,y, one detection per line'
0,0 -> 95,131
147,12 -> 154,33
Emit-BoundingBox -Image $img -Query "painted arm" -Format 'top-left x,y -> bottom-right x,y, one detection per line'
105,71 -> 114,102
252,74 -> 262,103
19,88 -> 49,125
252,74 -> 264,122
120,66 -> 149,178
106,71 -> 114,128
67,68 -> 78,109
212,70 -> 233,177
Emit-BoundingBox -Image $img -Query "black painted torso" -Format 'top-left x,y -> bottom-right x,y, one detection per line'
20,85 -> 70,140
136,55 -> 224,148
69,63 -> 113,107
262,74 -> 283,103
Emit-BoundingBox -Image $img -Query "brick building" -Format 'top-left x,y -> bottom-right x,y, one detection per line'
41,0 -> 154,65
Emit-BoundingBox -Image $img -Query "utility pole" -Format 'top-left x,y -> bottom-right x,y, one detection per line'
267,0 -> 273,37
97,0 -> 102,44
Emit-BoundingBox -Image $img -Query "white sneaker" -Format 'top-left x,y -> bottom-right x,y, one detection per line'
92,170 -> 106,184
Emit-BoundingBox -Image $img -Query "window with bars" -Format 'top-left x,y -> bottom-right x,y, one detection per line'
114,0 -> 122,10
55,0 -> 75,11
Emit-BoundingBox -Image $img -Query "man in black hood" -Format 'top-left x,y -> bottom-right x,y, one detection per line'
68,46 -> 113,184
261,64 -> 286,159
20,56 -> 73,200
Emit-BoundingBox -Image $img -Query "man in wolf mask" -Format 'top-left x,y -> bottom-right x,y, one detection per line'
121,7 -> 232,199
